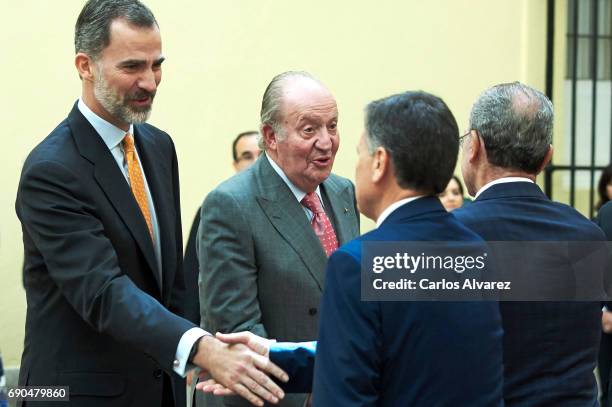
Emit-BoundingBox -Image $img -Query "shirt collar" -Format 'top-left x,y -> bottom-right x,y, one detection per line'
266,154 -> 322,204
474,176 -> 534,199
78,98 -> 133,151
376,195 -> 426,227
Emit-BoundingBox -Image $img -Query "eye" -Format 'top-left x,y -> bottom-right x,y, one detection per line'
303,126 -> 315,134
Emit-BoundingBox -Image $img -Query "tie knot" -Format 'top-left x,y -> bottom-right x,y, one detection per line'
122,133 -> 135,153
301,192 -> 323,214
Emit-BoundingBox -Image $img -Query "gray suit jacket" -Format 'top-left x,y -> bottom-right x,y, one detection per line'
197,154 -> 359,406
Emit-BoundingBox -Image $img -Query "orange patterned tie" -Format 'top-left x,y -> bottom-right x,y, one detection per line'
301,192 -> 339,257
123,133 -> 154,240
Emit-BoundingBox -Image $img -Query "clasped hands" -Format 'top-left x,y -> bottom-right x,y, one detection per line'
190,331 -> 283,406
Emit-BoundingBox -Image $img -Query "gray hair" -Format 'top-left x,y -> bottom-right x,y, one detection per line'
258,71 -> 320,150
75,0 -> 158,60
469,81 -> 553,174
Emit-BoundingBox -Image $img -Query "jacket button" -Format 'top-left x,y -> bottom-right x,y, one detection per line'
308,308 -> 318,316
153,369 -> 163,379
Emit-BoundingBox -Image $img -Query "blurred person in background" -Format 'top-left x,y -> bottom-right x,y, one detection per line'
596,164 -> 612,213
438,174 -> 465,211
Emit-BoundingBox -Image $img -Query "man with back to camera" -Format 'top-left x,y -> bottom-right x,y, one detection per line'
14,1 -> 287,406
197,71 -> 360,406
310,90 -> 503,406
454,82 -> 607,406
183,131 -> 261,325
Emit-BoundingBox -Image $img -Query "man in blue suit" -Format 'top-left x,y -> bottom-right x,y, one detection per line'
311,91 -> 504,406
454,82 -> 607,406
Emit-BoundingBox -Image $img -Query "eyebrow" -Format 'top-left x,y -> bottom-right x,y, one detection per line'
296,114 -> 338,126
118,56 -> 165,67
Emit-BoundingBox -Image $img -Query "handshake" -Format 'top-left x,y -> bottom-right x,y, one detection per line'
190,331 -> 287,407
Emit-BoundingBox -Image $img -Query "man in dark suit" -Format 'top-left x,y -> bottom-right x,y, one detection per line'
15,1 -> 286,406
198,71 -> 360,406
597,201 -> 612,406
311,91 -> 503,406
454,82 -> 607,406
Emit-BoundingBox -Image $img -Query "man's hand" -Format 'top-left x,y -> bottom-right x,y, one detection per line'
215,331 -> 273,358
602,310 -> 612,333
196,332 -> 274,397
192,335 -> 288,406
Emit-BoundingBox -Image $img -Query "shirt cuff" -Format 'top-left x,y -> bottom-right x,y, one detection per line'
173,327 -> 209,377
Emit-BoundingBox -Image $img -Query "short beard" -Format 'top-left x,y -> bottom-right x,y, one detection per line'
93,69 -> 154,125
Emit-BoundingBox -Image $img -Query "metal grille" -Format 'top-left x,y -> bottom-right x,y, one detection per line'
544,0 -> 612,219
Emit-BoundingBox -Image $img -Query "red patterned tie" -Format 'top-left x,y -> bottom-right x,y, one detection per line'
301,192 -> 339,257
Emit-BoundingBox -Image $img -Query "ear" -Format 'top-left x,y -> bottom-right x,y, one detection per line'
371,147 -> 389,183
536,145 -> 553,174
466,130 -> 482,163
75,52 -> 95,81
261,124 -> 278,152
232,161 -> 239,172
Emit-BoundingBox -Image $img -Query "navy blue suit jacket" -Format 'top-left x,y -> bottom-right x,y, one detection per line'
311,197 -> 504,406
454,181 -> 606,407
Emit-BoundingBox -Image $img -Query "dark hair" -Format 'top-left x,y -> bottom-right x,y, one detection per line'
469,82 -> 553,174
597,164 -> 612,210
75,0 -> 158,59
364,91 -> 459,194
232,131 -> 259,161
449,175 -> 465,196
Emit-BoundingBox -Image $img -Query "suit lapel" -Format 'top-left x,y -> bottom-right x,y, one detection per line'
134,125 -> 176,301
67,104 -> 162,294
255,157 -> 328,290
321,177 -> 359,245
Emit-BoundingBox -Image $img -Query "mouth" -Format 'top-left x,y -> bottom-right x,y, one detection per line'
312,157 -> 332,168
130,96 -> 152,107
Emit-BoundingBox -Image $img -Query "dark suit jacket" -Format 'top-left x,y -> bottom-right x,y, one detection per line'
595,201 -> 612,407
454,181 -> 606,406
599,201 -> 612,240
15,103 -> 194,407
184,210 -> 201,325
312,197 -> 504,407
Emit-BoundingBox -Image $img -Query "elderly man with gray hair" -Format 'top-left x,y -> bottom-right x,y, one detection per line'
197,71 -> 360,406
454,82 -> 606,406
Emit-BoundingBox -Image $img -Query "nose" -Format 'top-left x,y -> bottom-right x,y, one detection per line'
138,68 -> 158,93
315,128 -> 333,151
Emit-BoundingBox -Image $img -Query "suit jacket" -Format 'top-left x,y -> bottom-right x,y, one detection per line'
599,201 -> 612,239
198,154 -> 359,406
15,103 -> 194,407
312,197 -> 504,406
454,181 -> 606,406
596,201 -> 612,407
183,210 -> 202,325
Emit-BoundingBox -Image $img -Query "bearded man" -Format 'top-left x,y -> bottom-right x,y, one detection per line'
14,1 -> 287,406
